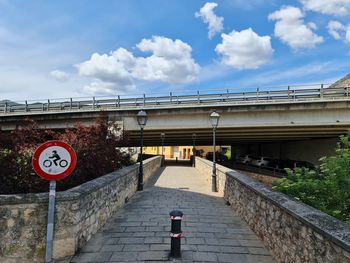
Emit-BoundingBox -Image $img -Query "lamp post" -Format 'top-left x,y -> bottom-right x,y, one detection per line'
137,110 -> 148,191
209,111 -> 220,192
192,133 -> 196,167
161,132 -> 165,166
192,133 -> 196,155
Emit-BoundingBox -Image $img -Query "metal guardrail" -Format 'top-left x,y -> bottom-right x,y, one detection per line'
1,84 -> 349,115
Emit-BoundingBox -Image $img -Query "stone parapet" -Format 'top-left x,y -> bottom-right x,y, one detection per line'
193,157 -> 230,196
194,157 -> 350,263
0,156 -> 162,262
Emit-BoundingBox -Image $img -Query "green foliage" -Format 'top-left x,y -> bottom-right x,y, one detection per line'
224,149 -> 231,160
273,133 -> 350,223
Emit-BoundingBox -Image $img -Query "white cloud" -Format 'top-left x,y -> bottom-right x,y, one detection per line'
77,51 -> 134,88
300,0 -> 350,16
133,36 -> 200,83
268,6 -> 324,50
76,48 -> 136,95
327,20 -> 350,42
49,70 -> 70,82
195,2 -> 224,39
77,36 -> 200,95
215,28 -> 274,69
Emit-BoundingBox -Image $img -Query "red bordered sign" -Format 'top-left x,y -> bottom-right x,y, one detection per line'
32,140 -> 77,181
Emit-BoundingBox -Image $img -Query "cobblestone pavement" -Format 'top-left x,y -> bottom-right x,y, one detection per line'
71,166 -> 275,263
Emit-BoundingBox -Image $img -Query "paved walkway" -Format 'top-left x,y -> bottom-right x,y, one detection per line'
71,166 -> 275,262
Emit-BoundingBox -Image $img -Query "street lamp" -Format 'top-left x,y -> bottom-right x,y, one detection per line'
137,110 -> 148,191
161,132 -> 165,166
192,133 -> 196,154
192,133 -> 196,167
209,111 -> 220,192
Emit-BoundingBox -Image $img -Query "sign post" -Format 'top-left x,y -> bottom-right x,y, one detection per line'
32,141 -> 77,263
46,180 -> 56,263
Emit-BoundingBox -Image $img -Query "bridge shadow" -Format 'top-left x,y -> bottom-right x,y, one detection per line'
71,165 -> 275,263
145,166 -> 166,187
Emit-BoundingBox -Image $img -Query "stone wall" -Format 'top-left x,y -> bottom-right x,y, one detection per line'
194,157 -> 230,196
0,156 -> 162,263
195,157 -> 350,263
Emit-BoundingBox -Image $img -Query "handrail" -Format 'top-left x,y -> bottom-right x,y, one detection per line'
1,84 -> 349,115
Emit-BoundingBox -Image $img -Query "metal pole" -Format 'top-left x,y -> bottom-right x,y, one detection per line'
45,180 -> 56,263
193,137 -> 196,156
212,128 -> 217,192
161,138 -> 164,156
192,135 -> 196,167
138,127 -> 144,191
161,136 -> 165,167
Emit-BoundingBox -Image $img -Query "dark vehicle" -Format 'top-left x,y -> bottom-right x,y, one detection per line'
294,160 -> 315,170
205,152 -> 228,163
279,159 -> 315,170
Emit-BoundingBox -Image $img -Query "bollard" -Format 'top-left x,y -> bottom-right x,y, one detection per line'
169,210 -> 183,258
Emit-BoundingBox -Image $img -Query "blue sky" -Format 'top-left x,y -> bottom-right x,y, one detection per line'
1,0 -> 350,101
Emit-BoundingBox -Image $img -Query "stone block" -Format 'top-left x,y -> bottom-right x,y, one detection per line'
193,251 -> 218,262
71,252 -> 112,262
110,251 -> 138,261
53,238 -> 76,259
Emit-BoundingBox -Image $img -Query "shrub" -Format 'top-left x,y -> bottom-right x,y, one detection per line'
272,133 -> 350,223
0,117 -> 133,194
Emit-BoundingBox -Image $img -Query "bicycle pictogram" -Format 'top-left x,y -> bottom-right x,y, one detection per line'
43,150 -> 68,168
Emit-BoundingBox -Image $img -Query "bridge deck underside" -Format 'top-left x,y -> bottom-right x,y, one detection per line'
127,125 -> 349,146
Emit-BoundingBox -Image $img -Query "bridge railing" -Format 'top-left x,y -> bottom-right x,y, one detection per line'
1,84 -> 349,114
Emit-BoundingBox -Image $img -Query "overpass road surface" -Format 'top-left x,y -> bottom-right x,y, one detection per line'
2,85 -> 350,146
70,166 -> 275,263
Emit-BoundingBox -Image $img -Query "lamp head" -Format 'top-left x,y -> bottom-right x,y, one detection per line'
137,110 -> 148,128
209,111 -> 220,128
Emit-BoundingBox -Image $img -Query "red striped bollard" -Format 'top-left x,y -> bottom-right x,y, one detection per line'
169,210 -> 183,258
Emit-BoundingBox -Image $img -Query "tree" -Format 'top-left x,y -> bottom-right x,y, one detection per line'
0,117 -> 132,194
273,133 -> 350,223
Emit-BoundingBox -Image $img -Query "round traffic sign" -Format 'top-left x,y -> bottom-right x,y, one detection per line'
32,140 -> 77,181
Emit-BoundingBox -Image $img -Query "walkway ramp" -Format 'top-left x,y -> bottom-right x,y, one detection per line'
71,166 -> 275,262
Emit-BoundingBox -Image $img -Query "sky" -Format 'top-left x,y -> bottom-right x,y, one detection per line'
1,0 -> 350,101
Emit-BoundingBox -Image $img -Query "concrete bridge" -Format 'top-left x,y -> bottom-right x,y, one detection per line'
1,85 -> 349,145
1,84 -> 350,163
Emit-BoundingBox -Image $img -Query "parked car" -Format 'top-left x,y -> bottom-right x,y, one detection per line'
205,152 -> 228,163
292,160 -> 315,170
237,154 -> 254,164
279,159 -> 315,170
251,157 -> 276,167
